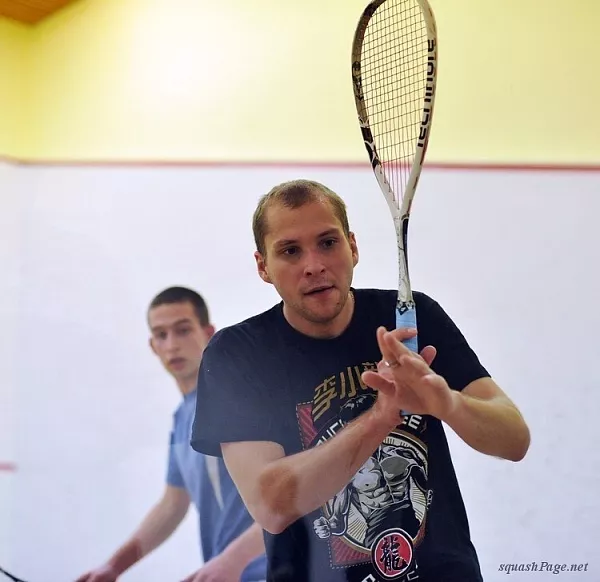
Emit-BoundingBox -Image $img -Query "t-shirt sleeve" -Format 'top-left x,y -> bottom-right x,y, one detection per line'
166,432 -> 185,488
191,330 -> 284,457
418,293 -> 490,392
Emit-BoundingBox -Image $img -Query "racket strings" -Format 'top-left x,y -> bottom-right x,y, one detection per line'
360,0 -> 429,207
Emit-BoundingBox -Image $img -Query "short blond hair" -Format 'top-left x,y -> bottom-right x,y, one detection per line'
252,179 -> 351,256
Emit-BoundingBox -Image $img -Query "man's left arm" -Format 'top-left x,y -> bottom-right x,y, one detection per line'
364,327 -> 531,464
417,296 -> 531,462
218,521 -> 265,572
442,377 -> 531,462
185,522 -> 265,582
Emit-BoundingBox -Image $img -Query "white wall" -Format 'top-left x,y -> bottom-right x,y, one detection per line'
0,160 -> 23,569
1,163 -> 599,580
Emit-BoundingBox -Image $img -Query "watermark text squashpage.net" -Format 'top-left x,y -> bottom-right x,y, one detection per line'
499,562 -> 589,575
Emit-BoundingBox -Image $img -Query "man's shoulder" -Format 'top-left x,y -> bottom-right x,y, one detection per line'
207,303 -> 281,353
414,289 -> 438,308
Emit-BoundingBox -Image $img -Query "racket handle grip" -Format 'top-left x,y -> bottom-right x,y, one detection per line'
395,305 -> 418,418
395,305 -> 418,353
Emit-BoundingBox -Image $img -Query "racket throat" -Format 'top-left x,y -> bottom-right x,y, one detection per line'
394,215 -> 414,310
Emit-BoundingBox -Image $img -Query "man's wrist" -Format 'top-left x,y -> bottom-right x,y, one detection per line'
213,547 -> 246,575
364,399 -> 403,436
107,539 -> 142,575
438,389 -> 465,426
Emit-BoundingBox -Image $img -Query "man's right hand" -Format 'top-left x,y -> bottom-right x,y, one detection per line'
74,486 -> 190,582
75,564 -> 119,582
363,326 -> 454,425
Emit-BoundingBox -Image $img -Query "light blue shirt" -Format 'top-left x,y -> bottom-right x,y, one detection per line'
167,390 -> 267,581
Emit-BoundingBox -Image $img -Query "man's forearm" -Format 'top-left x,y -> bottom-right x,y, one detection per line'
258,408 -> 396,534
107,539 -> 143,575
219,522 -> 265,568
443,391 -> 530,461
108,496 -> 188,574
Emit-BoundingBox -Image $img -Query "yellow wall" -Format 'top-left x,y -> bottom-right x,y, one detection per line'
0,17 -> 28,157
5,0 -> 600,164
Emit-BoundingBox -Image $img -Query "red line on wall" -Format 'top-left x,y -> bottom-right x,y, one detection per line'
0,462 -> 17,472
1,155 -> 599,172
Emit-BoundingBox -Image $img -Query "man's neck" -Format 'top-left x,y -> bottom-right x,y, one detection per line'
177,375 -> 198,397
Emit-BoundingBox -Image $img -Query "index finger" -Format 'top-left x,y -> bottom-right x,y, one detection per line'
375,326 -> 402,366
383,328 -> 416,363
387,327 -> 417,341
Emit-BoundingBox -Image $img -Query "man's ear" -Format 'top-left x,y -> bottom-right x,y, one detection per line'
255,251 -> 272,284
203,324 -> 216,340
349,232 -> 359,267
149,337 -> 157,355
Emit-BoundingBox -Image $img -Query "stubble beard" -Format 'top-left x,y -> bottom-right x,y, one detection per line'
298,287 -> 352,324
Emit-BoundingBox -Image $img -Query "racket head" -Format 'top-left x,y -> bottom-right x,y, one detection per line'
351,0 -> 438,221
351,0 -> 438,366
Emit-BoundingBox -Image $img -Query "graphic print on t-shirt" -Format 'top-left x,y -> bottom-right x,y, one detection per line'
296,362 -> 432,581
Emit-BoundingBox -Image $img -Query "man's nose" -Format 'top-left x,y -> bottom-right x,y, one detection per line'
302,250 -> 327,277
165,333 -> 180,351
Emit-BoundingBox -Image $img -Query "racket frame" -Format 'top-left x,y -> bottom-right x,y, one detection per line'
351,0 -> 438,353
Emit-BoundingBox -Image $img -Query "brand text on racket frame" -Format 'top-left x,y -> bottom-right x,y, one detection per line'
498,561 -> 589,575
417,39 -> 436,149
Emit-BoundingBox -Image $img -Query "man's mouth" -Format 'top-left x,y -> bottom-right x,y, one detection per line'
304,285 -> 334,296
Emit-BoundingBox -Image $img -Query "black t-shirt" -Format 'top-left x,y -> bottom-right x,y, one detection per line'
191,289 -> 489,582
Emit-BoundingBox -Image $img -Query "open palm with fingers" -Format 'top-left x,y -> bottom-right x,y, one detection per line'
362,326 -> 459,424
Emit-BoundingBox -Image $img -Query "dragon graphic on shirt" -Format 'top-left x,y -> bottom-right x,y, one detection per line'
296,363 -> 432,581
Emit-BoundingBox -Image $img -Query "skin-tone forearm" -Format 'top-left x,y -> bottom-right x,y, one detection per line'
258,407 -> 397,533
219,522 -> 265,568
364,327 -> 530,463
230,327 -> 529,537
108,493 -> 189,575
106,539 -> 142,576
442,389 -> 530,462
